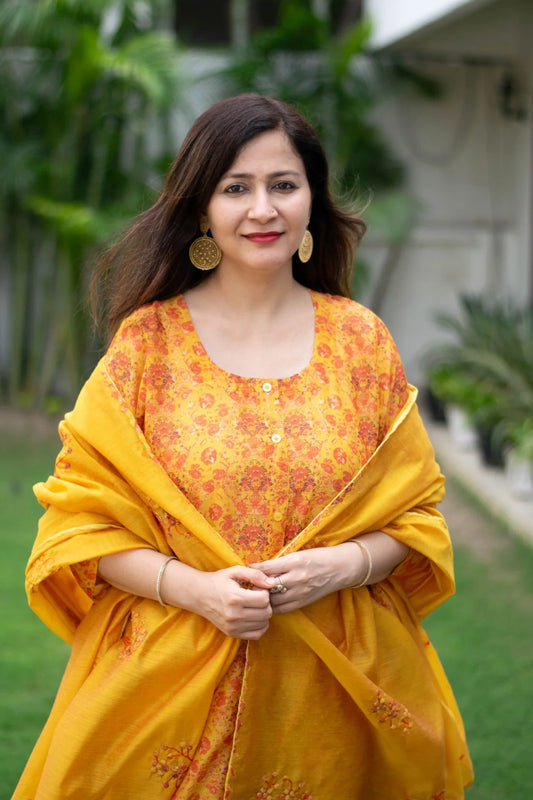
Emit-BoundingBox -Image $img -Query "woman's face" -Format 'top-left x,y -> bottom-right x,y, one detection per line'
205,129 -> 312,277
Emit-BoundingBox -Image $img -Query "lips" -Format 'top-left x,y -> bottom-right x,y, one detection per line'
244,232 -> 283,243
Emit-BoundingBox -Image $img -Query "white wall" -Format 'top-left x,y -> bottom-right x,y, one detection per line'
360,0 -> 533,385
365,0 -> 499,49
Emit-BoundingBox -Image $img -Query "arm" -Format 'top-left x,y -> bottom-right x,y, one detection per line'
98,549 -> 278,639
252,532 -> 409,614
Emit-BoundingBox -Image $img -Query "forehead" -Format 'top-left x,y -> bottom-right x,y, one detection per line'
225,129 -> 305,174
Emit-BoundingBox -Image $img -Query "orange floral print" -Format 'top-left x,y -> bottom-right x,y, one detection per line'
255,772 -> 313,800
71,559 -> 99,599
104,291 -> 410,796
372,690 -> 412,732
119,608 -> 148,660
106,291 -> 408,566
151,743 -> 194,798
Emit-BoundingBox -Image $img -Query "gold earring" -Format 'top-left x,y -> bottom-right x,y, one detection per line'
298,228 -> 313,263
189,221 -> 222,271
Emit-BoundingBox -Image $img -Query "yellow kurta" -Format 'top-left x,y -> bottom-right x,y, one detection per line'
14,293 -> 473,799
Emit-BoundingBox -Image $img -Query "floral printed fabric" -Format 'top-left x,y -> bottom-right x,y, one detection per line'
17,306 -> 473,798
107,291 -> 408,564
100,290 -> 409,797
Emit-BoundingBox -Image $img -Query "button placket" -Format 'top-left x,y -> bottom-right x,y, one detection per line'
259,379 -> 283,446
258,379 -> 290,535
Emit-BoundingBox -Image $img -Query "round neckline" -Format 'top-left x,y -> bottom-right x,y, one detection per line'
180,289 -> 320,383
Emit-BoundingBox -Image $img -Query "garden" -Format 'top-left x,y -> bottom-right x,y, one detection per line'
426,295 -> 533,500
0,0 -> 411,413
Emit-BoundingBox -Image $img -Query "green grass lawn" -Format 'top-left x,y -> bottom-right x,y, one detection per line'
1,430 -> 70,797
425,512 -> 533,799
1,431 -> 532,797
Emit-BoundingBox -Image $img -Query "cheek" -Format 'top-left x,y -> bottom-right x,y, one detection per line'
207,203 -> 235,236
294,199 -> 312,228
297,191 -> 312,221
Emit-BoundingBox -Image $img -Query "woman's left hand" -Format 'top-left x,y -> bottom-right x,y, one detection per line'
250,543 -> 359,613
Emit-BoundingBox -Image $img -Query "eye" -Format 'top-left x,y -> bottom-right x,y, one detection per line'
224,183 -> 246,194
273,181 -> 297,192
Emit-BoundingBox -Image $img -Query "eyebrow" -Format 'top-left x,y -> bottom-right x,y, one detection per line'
222,170 -> 302,180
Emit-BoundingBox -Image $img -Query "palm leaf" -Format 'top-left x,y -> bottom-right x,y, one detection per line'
25,196 -> 128,243
106,33 -> 180,108
0,138 -> 44,195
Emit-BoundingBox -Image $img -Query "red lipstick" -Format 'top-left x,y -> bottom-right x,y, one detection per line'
244,232 -> 282,243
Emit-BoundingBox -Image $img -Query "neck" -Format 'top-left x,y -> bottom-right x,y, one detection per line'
197,266 -> 304,319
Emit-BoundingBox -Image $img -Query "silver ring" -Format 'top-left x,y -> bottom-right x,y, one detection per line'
269,577 -> 288,594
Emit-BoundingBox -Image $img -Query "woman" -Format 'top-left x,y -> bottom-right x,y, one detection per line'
15,94 -> 473,799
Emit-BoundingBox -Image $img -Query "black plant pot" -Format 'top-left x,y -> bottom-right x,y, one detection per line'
476,425 -> 505,468
425,387 -> 447,424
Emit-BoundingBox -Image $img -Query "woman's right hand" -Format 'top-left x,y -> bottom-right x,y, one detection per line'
98,550 -> 277,640
190,566 -> 277,640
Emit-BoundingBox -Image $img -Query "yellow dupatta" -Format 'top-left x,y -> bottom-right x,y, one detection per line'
15,363 -> 473,800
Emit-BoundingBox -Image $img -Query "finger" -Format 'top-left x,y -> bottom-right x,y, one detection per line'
251,554 -> 297,576
238,589 -> 273,609
238,622 -> 270,640
267,574 -> 290,597
250,559 -> 282,574
270,599 -> 300,615
224,600 -> 273,634
211,596 -> 272,634
219,582 -> 272,610
229,565 -> 278,591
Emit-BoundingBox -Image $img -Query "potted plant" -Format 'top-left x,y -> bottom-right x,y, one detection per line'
503,417 -> 533,500
426,365 -> 478,449
425,296 -> 533,464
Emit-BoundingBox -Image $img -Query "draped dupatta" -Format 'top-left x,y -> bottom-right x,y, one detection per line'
15,362 -> 473,800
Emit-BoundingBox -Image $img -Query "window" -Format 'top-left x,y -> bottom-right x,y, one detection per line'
174,0 -> 231,46
174,0 -> 282,47
173,1 -> 361,47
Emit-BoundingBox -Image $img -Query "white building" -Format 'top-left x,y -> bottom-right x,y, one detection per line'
361,0 -> 533,383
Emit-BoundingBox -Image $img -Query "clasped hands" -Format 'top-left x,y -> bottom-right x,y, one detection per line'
196,542 -> 360,641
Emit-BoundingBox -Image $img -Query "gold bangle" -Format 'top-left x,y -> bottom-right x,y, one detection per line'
156,555 -> 178,606
347,539 -> 373,589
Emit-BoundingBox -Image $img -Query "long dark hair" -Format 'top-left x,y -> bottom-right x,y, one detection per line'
90,93 -> 366,339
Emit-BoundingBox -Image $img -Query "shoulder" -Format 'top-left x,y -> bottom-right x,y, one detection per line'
102,295 -> 188,375
313,291 -> 394,343
104,295 -> 191,354
313,292 -> 408,413
101,296 -> 188,411
116,295 -> 187,337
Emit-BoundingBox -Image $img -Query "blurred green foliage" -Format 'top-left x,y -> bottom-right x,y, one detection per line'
1,0 -> 415,409
223,0 -> 405,193
220,0 -> 417,302
0,0 -> 182,408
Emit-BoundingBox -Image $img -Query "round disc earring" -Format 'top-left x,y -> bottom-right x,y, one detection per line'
189,221 -> 222,271
298,228 -> 313,263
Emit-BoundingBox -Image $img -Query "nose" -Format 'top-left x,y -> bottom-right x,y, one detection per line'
248,189 -> 277,222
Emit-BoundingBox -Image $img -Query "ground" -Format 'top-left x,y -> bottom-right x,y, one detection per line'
440,487 -> 509,562
0,407 -> 60,440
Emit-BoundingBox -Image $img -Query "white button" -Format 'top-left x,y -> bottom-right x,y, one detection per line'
271,433 -> 281,443
262,382 -> 272,393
